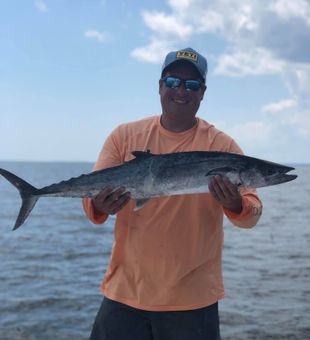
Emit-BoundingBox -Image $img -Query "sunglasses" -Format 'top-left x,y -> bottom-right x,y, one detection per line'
161,76 -> 203,91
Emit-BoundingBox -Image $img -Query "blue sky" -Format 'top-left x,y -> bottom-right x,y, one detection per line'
1,0 -> 309,163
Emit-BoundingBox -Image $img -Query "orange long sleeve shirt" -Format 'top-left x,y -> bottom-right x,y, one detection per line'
83,116 -> 262,311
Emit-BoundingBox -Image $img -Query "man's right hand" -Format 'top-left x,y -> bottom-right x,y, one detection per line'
92,186 -> 131,215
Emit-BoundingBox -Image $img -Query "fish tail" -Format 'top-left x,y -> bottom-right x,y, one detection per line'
0,168 -> 40,230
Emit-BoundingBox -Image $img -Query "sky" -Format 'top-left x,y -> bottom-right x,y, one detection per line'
0,0 -> 309,163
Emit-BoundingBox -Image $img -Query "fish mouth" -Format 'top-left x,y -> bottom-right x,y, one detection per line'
266,172 -> 297,186
262,163 -> 297,186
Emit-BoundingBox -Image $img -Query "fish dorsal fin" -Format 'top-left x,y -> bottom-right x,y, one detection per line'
134,198 -> 151,210
132,150 -> 154,159
205,167 -> 237,176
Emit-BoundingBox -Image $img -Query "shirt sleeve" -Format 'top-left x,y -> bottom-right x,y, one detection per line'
223,139 -> 263,228
82,127 -> 124,225
82,198 -> 109,225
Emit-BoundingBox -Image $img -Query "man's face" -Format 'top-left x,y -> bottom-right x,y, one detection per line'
159,62 -> 206,119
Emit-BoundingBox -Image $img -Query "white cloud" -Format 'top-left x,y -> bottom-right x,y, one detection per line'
168,0 -> 193,12
34,0 -> 48,13
287,64 -> 310,99
262,99 -> 297,114
84,30 -> 111,43
196,1 -> 258,35
130,7 -> 193,63
269,0 -> 310,25
142,11 -> 192,39
195,10 -> 225,33
214,48 -> 285,77
130,38 -> 174,63
287,112 -> 310,136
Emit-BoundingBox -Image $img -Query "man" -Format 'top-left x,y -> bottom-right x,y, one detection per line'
83,47 -> 262,340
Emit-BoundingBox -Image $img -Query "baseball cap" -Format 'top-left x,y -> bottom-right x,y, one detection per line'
161,47 -> 208,82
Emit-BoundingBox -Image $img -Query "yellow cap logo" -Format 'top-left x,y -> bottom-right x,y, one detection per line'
176,51 -> 198,62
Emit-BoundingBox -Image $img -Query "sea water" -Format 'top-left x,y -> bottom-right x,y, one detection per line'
0,161 -> 309,340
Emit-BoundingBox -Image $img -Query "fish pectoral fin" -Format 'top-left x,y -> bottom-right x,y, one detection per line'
205,167 -> 236,177
132,150 -> 155,159
134,198 -> 151,210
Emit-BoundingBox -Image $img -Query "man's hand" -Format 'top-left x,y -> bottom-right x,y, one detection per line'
92,186 -> 131,215
208,175 -> 242,214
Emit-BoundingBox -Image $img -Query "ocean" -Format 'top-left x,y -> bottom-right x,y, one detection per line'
0,161 -> 309,340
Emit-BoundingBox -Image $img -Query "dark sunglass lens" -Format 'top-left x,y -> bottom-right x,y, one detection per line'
164,77 -> 181,88
185,80 -> 201,91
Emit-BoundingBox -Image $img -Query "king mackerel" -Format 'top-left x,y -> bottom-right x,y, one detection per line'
0,150 -> 297,230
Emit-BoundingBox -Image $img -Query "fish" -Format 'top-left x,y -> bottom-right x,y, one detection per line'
0,150 -> 297,230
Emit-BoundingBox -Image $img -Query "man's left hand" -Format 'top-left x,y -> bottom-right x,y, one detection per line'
208,175 -> 243,214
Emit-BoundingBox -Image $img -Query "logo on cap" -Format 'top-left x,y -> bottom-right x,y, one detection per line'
176,51 -> 198,62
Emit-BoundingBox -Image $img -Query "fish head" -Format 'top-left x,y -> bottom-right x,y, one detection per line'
240,161 -> 297,188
